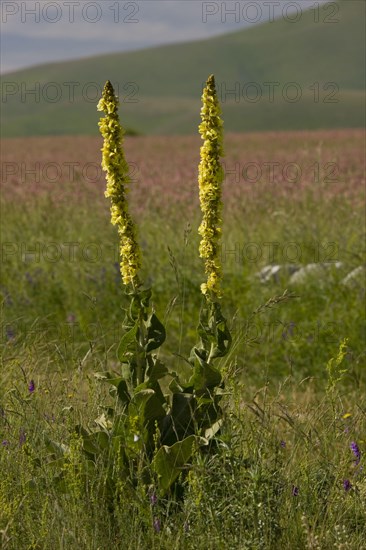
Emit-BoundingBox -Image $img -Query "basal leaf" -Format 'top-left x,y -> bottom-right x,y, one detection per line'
152,435 -> 207,494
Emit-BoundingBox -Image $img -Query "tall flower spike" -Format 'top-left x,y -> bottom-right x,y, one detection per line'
97,80 -> 141,288
198,74 -> 224,300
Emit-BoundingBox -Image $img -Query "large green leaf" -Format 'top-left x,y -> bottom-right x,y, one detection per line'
160,392 -> 196,446
116,380 -> 131,404
94,372 -> 131,403
196,301 -> 232,360
131,388 -> 166,426
94,412 -> 113,431
145,312 -> 166,353
131,388 -> 155,409
209,319 -> 232,359
188,350 -> 222,391
146,357 -> 168,382
82,431 -> 109,455
117,323 -> 138,362
44,435 -> 69,457
204,418 -> 223,439
143,393 -> 166,426
152,435 -> 207,494
94,371 -> 123,386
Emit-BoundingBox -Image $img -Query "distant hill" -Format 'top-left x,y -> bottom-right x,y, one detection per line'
1,0 -> 364,137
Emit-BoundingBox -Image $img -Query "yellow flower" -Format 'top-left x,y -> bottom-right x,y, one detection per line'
97,81 -> 141,288
198,75 -> 224,300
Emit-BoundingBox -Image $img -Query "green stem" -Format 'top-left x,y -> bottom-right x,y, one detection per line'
136,307 -> 146,386
207,301 -> 217,365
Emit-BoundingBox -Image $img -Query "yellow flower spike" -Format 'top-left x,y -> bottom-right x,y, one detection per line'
97,81 -> 141,289
198,75 -> 224,300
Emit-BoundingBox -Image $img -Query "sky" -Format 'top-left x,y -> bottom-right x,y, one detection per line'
1,0 -> 330,74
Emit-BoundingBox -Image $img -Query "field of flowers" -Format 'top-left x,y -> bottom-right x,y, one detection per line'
2,129 -> 363,207
1,125 -> 365,549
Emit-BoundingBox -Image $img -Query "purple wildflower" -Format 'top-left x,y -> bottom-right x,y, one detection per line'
150,492 -> 157,506
343,479 -> 352,492
153,517 -> 161,533
28,380 -> 35,393
2,440 -> 9,447
5,326 -> 15,341
282,321 -> 296,341
19,429 -> 26,446
292,485 -> 299,497
280,440 -> 286,448
350,441 -> 361,465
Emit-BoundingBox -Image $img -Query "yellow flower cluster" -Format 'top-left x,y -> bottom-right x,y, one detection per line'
198,75 -> 224,300
97,81 -> 141,288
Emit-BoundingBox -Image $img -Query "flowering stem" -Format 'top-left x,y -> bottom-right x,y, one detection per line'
97,80 -> 141,291
198,74 -> 224,302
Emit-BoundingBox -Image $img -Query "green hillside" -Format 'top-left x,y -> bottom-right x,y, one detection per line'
1,0 -> 364,137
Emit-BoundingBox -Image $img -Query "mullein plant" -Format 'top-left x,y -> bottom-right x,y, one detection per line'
68,77 -> 232,501
196,75 -> 231,366
97,80 -> 165,388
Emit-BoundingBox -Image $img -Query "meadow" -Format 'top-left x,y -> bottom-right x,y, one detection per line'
1,128 -> 365,549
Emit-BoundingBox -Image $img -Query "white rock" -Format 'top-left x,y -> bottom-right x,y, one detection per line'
289,262 -> 343,284
341,266 -> 366,287
258,264 -> 301,283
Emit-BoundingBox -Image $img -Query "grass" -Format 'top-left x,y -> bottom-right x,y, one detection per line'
1,130 -> 365,548
1,366 -> 365,548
